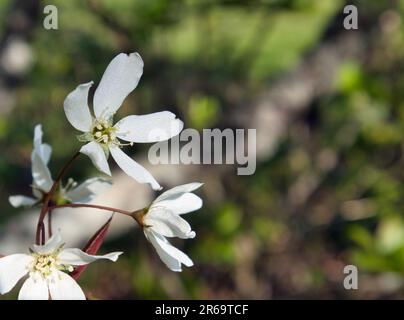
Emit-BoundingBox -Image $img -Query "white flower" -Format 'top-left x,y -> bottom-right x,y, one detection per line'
9,124 -> 111,208
141,183 -> 203,272
63,52 -> 183,190
0,233 -> 122,300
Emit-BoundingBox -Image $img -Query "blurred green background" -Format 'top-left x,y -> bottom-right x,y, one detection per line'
1,0 -> 404,299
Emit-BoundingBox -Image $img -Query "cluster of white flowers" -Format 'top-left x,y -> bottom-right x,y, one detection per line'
0,52 -> 203,300
9,124 -> 112,208
0,233 -> 122,300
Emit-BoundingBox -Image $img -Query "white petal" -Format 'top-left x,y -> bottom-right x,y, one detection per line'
9,195 -> 37,208
33,124 -> 43,157
154,182 -> 203,203
109,145 -> 161,190
48,270 -> 85,300
154,193 -> 202,215
31,232 -> 63,254
80,141 -> 111,176
94,53 -> 143,119
144,207 -> 195,239
0,254 -> 32,294
65,177 -> 112,203
40,143 -> 52,165
146,231 -> 180,272
32,187 -> 43,199
63,82 -> 94,132
58,248 -> 122,266
114,111 -> 183,143
31,149 -> 53,192
145,230 -> 193,272
33,125 -> 52,164
18,276 -> 49,300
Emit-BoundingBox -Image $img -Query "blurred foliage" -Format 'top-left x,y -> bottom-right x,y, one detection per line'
2,0 -> 404,299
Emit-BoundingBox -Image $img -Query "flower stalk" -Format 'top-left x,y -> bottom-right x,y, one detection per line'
47,208 -> 53,238
36,151 -> 81,245
49,203 -> 135,218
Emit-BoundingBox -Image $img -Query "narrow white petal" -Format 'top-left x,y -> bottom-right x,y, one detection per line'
109,145 -> 161,190
144,207 -> 195,239
145,230 -> 193,272
9,195 -> 37,208
65,177 -> 112,203
58,248 -> 123,266
33,125 -> 52,164
154,193 -> 202,215
32,187 -> 43,199
114,111 -> 183,143
154,183 -> 203,203
31,150 -> 53,192
145,230 -> 180,271
0,254 -> 32,294
40,143 -> 52,165
18,276 -> 49,300
33,124 -> 44,156
31,232 -> 63,254
48,270 -> 86,300
94,53 -> 143,119
63,82 -> 94,132
80,141 -> 111,176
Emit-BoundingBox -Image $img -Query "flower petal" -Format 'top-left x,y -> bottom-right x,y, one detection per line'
154,193 -> 202,215
58,248 -> 122,266
31,232 -> 63,254
33,125 -> 52,168
144,207 -> 195,239
145,230 -> 193,272
94,53 -> 143,119
0,254 -> 32,295
114,111 -> 183,143
80,141 -> 111,176
154,183 -> 203,203
40,143 -> 52,165
9,195 -> 37,208
109,145 -> 161,190
31,149 -> 53,192
33,124 -> 43,153
18,276 -> 49,300
48,270 -> 85,300
63,82 -> 94,132
65,177 -> 112,203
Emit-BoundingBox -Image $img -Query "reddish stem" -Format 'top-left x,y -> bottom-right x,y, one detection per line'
36,152 -> 81,245
48,209 -> 53,238
49,203 -> 134,217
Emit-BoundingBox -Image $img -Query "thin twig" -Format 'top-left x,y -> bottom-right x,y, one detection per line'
48,209 -> 53,238
49,203 -> 134,217
35,152 -> 81,245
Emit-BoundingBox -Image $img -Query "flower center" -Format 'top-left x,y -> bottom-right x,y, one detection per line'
91,119 -> 117,146
77,118 -> 133,149
31,253 -> 58,278
30,253 -> 73,279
